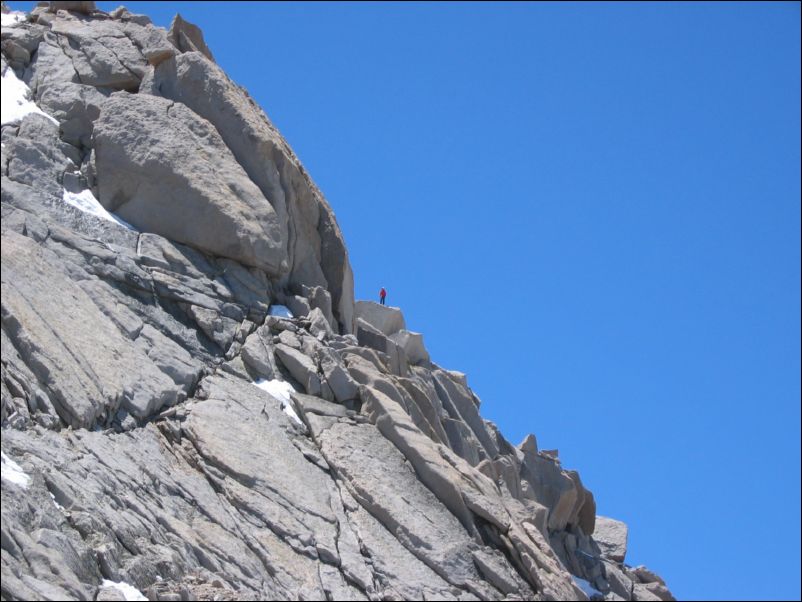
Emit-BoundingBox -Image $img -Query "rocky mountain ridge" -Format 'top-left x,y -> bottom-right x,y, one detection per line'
1,3 -> 674,601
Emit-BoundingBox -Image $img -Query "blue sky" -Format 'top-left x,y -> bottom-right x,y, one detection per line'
11,2 -> 801,600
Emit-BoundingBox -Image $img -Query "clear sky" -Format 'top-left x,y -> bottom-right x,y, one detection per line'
10,2 -> 801,600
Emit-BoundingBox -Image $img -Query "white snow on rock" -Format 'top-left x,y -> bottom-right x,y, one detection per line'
572,575 -> 603,599
252,379 -> 303,425
100,580 -> 149,601
268,305 -> 293,318
281,402 -> 303,425
1,451 -> 31,489
1,66 -> 58,126
62,187 -> 137,230
49,492 -> 65,511
1,11 -> 26,27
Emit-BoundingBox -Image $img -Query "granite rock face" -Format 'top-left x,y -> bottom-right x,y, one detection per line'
1,3 -> 673,601
93,93 -> 288,276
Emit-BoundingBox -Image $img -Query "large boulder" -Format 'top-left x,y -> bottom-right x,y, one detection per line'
274,344 -> 321,397
317,347 -> 358,403
354,301 -> 406,337
355,318 -> 408,377
519,439 -> 587,532
389,329 -> 430,365
36,81 -> 108,148
472,549 -> 522,595
568,471 -> 596,535
240,327 -> 278,379
594,515 -> 628,563
1,19 -> 43,70
605,563 -> 635,599
92,93 -> 288,275
122,22 -> 176,67
49,18 -> 148,90
3,115 -> 78,201
26,31 -> 80,91
151,53 -> 354,333
167,14 -> 214,62
297,285 -> 336,329
632,565 -> 667,586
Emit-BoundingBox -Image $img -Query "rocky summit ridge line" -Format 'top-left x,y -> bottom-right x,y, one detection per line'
1,2 -> 674,601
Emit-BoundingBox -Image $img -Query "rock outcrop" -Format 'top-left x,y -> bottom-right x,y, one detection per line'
93,93 -> 287,275
1,3 -> 673,601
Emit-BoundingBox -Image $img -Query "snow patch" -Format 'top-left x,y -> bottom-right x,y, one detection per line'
281,401 -> 303,425
100,580 -> 148,601
1,11 -> 26,27
252,379 -> 303,425
253,378 -> 293,404
572,576 -> 603,599
1,451 -> 31,489
1,66 -> 58,126
49,492 -> 65,511
62,188 -> 137,230
268,305 -> 293,318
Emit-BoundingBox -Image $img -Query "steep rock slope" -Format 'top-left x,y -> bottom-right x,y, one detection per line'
1,3 -> 674,601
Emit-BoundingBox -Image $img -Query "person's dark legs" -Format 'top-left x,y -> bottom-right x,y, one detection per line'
380,297 -> 385,305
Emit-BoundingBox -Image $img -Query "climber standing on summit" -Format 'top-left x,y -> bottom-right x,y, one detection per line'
379,287 -> 387,305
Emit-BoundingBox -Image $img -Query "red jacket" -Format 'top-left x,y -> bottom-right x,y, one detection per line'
379,288 -> 386,298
